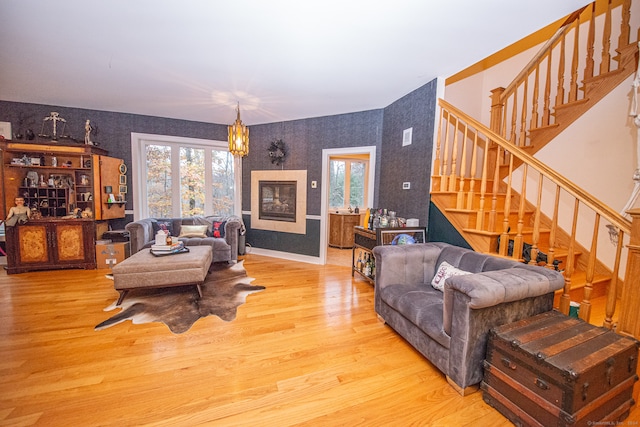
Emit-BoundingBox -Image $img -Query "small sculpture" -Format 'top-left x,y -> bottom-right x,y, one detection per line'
84,120 -> 93,145
5,197 -> 31,226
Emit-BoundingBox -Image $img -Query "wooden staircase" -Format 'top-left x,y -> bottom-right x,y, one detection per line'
431,0 -> 638,327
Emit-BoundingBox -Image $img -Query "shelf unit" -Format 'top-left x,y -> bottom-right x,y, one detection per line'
352,226 -> 377,284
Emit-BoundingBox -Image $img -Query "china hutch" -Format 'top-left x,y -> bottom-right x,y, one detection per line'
1,139 -> 126,274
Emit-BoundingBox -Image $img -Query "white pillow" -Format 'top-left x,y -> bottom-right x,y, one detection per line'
178,225 -> 209,238
431,261 -> 472,291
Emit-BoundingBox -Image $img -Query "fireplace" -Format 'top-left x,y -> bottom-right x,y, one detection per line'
259,180 -> 296,222
251,170 -> 307,234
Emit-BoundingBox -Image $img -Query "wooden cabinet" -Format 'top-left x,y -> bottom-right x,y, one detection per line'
5,219 -> 96,274
1,140 -> 125,273
329,213 -> 362,248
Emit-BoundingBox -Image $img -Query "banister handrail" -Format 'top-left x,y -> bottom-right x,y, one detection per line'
438,98 -> 632,234
500,6 -> 588,101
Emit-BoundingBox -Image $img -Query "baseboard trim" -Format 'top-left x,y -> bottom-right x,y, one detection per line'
246,247 -> 322,265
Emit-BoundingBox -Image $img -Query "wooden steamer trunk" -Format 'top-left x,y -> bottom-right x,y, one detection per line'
482,310 -> 639,426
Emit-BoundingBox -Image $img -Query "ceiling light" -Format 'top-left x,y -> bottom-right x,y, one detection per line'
228,102 -> 249,157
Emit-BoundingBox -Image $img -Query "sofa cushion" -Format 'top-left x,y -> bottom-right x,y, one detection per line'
211,220 -> 226,238
151,218 -> 175,236
379,284 -> 451,348
431,261 -> 471,291
178,225 -> 208,238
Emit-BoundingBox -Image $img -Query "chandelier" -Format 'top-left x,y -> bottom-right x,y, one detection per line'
228,102 -> 249,157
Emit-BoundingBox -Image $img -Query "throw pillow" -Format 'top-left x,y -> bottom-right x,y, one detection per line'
152,219 -> 174,236
212,221 -> 226,238
178,225 -> 209,238
431,261 -> 471,291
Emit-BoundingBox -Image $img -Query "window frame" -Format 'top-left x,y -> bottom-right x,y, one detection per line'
328,156 -> 369,210
131,132 -> 241,220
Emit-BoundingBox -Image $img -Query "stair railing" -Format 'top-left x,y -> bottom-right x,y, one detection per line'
434,98 -> 632,328
491,0 -> 633,150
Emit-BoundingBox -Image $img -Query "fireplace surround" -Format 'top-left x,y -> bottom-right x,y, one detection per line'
251,170 -> 307,234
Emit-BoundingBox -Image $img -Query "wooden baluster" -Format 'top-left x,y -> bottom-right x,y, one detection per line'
440,110 -> 451,192
585,2 -> 596,80
569,17 -> 580,102
499,151 -> 514,257
543,51 -> 552,126
560,199 -> 580,316
488,145 -> 501,233
530,64 -> 540,130
456,123 -> 469,208
529,173 -> 543,265
618,0 -> 631,49
579,214 -> 600,322
546,185 -> 560,269
510,88 -> 518,145
466,131 -> 479,211
433,107 -> 444,190
513,164 -> 528,261
604,228 -> 624,329
501,96 -> 509,142
600,0 -> 612,75
519,79 -> 528,146
556,32 -> 566,107
476,137 -> 490,230
448,116 -> 459,192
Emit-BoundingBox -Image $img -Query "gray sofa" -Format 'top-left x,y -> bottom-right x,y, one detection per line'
125,215 -> 244,263
373,242 -> 564,395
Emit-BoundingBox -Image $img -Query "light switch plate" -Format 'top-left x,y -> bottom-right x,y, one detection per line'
403,182 -> 410,189
311,181 -> 317,188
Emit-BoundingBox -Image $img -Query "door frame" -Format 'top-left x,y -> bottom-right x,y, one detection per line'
319,146 -> 376,264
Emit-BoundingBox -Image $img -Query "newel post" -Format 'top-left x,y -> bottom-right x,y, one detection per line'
618,208 -> 640,340
490,88 -> 505,134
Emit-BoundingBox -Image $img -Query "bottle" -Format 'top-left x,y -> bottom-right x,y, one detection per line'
363,254 -> 371,277
166,233 -> 172,245
357,252 -> 363,272
379,209 -> 389,228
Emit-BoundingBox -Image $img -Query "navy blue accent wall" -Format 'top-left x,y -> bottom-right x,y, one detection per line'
427,202 -> 472,249
379,80 -> 438,227
0,101 -> 228,229
1,77 -> 439,258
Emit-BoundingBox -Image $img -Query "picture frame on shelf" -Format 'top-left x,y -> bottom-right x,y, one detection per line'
0,121 -> 12,139
119,175 -> 126,185
119,185 -> 127,194
376,226 -> 426,246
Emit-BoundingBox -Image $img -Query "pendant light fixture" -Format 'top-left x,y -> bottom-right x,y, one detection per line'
228,102 -> 249,157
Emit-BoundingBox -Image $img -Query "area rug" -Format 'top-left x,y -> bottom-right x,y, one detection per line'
95,260 -> 265,334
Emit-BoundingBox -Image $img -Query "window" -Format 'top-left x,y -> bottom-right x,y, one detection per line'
131,133 -> 239,220
329,158 -> 368,209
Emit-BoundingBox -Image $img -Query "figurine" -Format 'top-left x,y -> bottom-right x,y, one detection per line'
39,112 -> 67,140
84,120 -> 93,145
5,197 -> 31,226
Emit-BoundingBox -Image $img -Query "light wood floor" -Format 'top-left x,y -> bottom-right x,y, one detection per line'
1,253 -> 638,426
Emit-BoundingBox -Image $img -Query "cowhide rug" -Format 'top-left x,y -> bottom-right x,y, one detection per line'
95,260 -> 264,334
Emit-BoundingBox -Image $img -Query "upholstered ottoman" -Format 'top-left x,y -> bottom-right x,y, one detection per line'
112,246 -> 213,305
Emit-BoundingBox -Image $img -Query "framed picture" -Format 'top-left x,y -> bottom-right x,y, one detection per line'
0,121 -> 12,139
119,175 -> 126,185
119,185 -> 127,194
376,226 -> 426,246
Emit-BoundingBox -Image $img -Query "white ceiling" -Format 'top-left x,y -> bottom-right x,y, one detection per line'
0,1 -> 589,126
